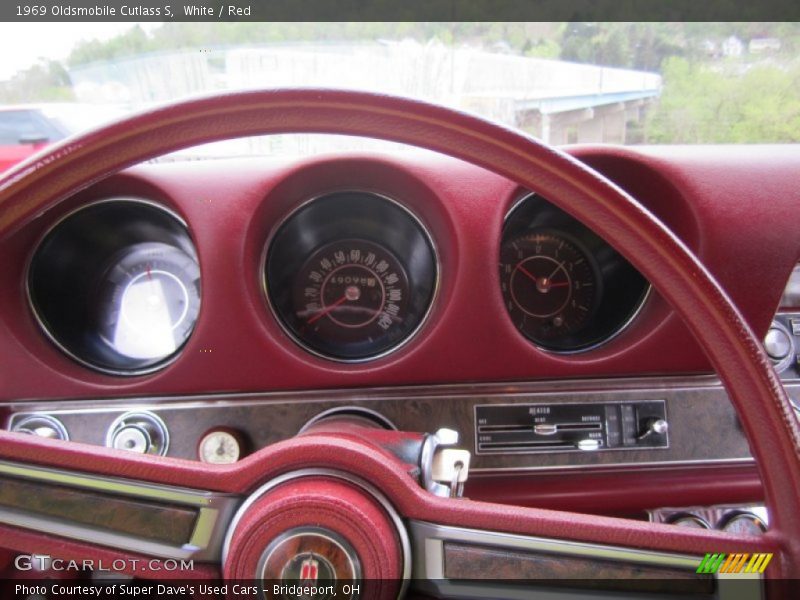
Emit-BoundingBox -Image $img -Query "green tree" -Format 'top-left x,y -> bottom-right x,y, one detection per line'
646,57 -> 800,143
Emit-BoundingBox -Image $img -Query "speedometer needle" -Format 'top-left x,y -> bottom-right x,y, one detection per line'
307,295 -> 348,324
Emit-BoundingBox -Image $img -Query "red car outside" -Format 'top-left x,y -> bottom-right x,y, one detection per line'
0,104 -> 125,172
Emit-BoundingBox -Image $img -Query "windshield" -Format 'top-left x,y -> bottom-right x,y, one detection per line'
1,22 -> 799,158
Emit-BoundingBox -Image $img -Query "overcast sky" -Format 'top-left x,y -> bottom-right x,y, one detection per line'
0,22 -> 160,80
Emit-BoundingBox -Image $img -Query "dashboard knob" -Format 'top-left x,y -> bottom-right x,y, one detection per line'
764,326 -> 793,361
111,424 -> 152,454
637,417 -> 669,441
649,418 -> 669,435
11,414 -> 69,441
106,411 -> 169,456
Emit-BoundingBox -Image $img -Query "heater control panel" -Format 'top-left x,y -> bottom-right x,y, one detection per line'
474,400 -> 668,455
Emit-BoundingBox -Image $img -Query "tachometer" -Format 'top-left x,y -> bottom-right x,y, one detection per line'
499,193 -> 649,353
500,231 -> 599,348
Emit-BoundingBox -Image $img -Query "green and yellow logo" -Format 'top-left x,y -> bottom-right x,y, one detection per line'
696,553 -> 772,574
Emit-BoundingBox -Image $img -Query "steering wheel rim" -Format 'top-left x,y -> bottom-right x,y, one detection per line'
1,89 -> 799,580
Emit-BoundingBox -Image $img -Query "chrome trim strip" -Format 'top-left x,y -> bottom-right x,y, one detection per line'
0,460 -> 239,561
5,374 -> 778,474
2,373 -> 732,412
221,468 -> 411,598
411,520 -> 701,571
409,521 -> 760,600
24,197 -> 198,377
260,189 -> 441,364
468,456 -> 754,475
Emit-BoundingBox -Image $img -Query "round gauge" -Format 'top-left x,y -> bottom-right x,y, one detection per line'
28,199 -> 201,375
721,512 -> 767,536
291,239 -> 410,359
198,430 -> 243,464
667,514 -> 710,529
500,194 -> 649,353
97,242 -> 201,362
500,230 -> 600,349
266,191 -> 438,362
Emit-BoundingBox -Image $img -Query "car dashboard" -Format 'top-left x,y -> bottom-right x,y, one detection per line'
2,143 -> 800,532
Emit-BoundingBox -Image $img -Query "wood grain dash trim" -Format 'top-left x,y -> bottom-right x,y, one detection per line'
0,475 -> 198,546
443,542 -> 715,595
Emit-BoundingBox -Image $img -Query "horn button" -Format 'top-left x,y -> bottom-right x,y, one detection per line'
257,527 -> 361,600
223,476 -> 404,599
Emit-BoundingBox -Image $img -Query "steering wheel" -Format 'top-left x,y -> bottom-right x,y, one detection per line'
1,90 -> 799,594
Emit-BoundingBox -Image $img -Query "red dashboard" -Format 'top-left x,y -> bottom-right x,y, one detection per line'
2,144 -> 799,401
2,91 -> 800,589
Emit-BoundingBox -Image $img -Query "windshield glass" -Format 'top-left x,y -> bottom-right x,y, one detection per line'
1,22 -> 799,158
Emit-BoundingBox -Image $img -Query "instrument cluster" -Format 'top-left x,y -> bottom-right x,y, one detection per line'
26,188 -> 651,375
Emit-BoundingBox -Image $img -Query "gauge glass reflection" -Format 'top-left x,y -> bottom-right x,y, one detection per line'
98,242 -> 201,361
721,512 -> 767,536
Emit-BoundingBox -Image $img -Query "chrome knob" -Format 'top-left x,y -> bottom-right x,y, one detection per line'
650,418 -> 669,435
764,326 -> 793,361
106,411 -> 168,456
11,415 -> 69,441
111,424 -> 152,453
637,417 -> 668,440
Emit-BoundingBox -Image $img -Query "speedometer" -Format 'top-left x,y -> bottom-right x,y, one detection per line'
292,239 -> 411,357
266,191 -> 438,362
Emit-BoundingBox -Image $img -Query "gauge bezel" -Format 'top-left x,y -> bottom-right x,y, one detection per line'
26,197 -> 201,376
262,190 -> 440,363
197,428 -> 244,464
718,511 -> 767,535
501,192 -> 652,354
665,513 -> 711,529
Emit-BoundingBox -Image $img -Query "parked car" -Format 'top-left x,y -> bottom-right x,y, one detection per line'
0,104 -> 125,172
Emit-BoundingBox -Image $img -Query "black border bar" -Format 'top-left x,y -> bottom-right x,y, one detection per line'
2,1 -> 800,23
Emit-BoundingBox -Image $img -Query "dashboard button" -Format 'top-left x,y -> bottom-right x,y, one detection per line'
764,326 -> 792,360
